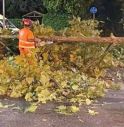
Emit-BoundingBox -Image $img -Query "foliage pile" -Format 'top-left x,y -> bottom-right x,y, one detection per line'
112,44 -> 124,63
0,29 -> 15,59
0,18 -> 103,63
59,17 -> 102,37
32,24 -> 55,37
0,29 -> 12,35
0,16 -> 122,114
0,43 -> 117,113
32,18 -> 101,38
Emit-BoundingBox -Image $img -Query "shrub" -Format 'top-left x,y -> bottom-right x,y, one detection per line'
0,29 -> 12,35
0,43 -> 115,102
9,19 -> 22,29
42,13 -> 69,31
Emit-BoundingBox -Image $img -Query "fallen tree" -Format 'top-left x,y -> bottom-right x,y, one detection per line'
37,36 -> 124,44
0,35 -> 124,44
0,34 -> 123,114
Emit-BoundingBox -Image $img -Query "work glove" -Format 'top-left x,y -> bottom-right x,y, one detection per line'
35,38 -> 53,47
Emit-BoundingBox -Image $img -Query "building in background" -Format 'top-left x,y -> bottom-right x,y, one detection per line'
22,11 -> 44,24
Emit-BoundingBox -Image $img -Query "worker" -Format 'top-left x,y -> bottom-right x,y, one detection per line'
18,18 -> 36,56
18,18 -> 53,57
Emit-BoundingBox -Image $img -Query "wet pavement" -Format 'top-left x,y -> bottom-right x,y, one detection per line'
0,89 -> 124,127
0,68 -> 124,127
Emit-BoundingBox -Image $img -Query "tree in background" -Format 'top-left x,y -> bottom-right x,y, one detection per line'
0,0 -> 124,35
43,0 -> 94,18
0,0 -> 123,21
43,0 -> 124,35
5,0 -> 47,18
120,0 -> 124,27
92,0 -> 124,36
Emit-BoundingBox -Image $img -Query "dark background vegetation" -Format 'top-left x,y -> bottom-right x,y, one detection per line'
0,0 -> 124,36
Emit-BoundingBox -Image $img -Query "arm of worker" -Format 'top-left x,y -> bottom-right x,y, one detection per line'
27,31 -> 37,48
27,37 -> 45,47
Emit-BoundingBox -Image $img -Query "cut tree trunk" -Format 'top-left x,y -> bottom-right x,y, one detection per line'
37,36 -> 124,44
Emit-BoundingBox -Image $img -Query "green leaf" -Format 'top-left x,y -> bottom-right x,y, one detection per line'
57,105 -> 66,110
88,109 -> 99,116
0,86 -> 7,95
25,92 -> 33,101
25,103 -> 38,113
26,77 -> 34,84
0,102 -> 5,108
72,85 -> 79,90
0,102 -> 15,109
85,99 -> 92,105
70,106 -> 79,113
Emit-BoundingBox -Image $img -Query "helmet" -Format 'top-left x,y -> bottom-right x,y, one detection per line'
22,18 -> 32,26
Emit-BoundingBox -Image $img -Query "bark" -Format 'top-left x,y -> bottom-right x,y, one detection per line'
37,36 -> 124,44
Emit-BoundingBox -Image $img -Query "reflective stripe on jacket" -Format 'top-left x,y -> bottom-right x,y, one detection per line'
19,28 -> 35,49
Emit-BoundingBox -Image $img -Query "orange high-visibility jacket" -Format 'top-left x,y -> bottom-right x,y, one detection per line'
19,28 -> 35,49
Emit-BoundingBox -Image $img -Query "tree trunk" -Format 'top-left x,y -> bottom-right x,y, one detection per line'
37,36 -> 124,44
1,35 -> 124,44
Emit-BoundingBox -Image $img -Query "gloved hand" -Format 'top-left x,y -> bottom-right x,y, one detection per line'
36,41 -> 46,47
35,38 -> 53,47
35,38 -> 45,47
